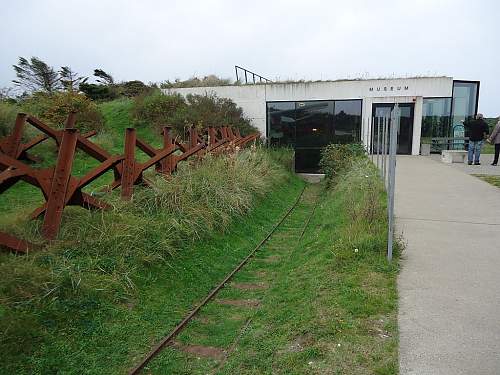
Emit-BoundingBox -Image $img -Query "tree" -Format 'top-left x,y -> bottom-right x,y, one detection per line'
59,66 -> 88,92
79,83 -> 116,101
93,69 -> 114,85
12,57 -> 60,93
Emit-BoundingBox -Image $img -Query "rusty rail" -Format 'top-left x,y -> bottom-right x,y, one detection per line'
127,185 -> 306,375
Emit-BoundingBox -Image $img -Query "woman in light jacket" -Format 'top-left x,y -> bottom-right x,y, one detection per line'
488,117 -> 500,165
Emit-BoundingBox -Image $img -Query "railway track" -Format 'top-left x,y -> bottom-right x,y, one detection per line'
129,184 -> 320,374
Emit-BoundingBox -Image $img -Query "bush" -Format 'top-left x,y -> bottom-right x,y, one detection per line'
79,83 -> 117,101
319,143 -> 366,183
132,91 -> 257,137
116,80 -> 152,97
184,93 -> 256,135
132,91 -> 187,132
0,101 -> 19,137
21,91 -> 104,132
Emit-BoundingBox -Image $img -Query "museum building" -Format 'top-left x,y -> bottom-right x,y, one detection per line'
165,77 -> 479,172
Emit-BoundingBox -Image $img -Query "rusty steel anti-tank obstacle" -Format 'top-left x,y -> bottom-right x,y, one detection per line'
0,112 -> 259,253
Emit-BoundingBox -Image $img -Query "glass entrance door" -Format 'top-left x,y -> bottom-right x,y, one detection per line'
294,101 -> 334,173
372,103 -> 414,155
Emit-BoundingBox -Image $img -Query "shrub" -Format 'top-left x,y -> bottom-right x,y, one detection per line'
132,91 -> 187,132
21,91 -> 104,132
117,80 -> 152,97
319,143 -> 366,183
132,91 -> 257,137
0,101 -> 19,137
184,93 -> 256,135
79,83 -> 117,101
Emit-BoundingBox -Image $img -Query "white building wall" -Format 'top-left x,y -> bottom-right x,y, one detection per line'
165,77 -> 453,156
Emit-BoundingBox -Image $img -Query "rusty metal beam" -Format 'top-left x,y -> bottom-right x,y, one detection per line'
42,128 -> 78,240
0,231 -> 38,254
121,128 -> 137,200
1,113 -> 27,158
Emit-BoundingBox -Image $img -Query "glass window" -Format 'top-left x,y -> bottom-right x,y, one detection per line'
267,102 -> 296,146
421,98 -> 452,145
267,99 -> 362,173
451,81 -> 478,127
333,100 -> 362,143
295,101 -> 334,147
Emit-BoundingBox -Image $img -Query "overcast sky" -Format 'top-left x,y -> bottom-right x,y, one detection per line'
1,0 -> 498,115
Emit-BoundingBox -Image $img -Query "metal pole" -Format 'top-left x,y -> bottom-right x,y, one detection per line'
383,116 -> 388,184
370,116 -> 375,162
381,116 -> 386,178
376,116 -> 380,169
387,104 -> 400,261
235,66 -> 239,82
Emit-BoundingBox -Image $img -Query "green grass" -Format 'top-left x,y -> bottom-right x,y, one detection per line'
473,174 -> 500,188
145,158 -> 400,374
482,143 -> 495,154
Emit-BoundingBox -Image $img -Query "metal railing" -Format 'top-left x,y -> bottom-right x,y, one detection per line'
368,104 -> 400,261
235,66 -> 272,84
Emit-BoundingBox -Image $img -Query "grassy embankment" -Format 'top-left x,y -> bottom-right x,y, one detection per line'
0,99 -> 304,374
147,157 -> 400,374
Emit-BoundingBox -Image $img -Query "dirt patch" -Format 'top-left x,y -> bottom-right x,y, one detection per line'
231,282 -> 268,290
171,341 -> 225,360
216,299 -> 260,307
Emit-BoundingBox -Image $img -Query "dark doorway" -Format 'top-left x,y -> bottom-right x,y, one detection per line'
372,103 -> 414,155
267,100 -> 362,173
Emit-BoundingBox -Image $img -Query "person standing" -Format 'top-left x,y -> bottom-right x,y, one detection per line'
465,113 -> 489,165
487,117 -> 500,166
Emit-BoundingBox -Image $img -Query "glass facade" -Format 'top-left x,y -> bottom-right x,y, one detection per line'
420,81 -> 479,152
267,101 -> 296,147
421,97 -> 452,142
451,81 -> 479,126
267,99 -> 361,172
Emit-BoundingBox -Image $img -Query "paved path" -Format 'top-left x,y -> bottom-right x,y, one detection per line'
430,154 -> 500,176
396,156 -> 500,375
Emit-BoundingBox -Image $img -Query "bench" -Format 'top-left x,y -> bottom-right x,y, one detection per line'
441,150 -> 467,163
431,137 -> 469,153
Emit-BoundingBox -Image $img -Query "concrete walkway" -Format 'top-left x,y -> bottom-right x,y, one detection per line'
396,156 -> 500,375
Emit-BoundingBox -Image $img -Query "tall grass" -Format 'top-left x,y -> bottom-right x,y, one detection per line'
328,158 -> 389,258
0,147 -> 293,360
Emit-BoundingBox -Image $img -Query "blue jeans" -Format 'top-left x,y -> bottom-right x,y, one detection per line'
468,140 -> 483,163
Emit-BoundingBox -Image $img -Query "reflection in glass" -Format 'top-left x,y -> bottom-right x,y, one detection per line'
295,101 -> 334,147
333,100 -> 362,143
267,99 -> 362,173
451,81 -> 478,127
421,98 -> 452,146
267,102 -> 296,146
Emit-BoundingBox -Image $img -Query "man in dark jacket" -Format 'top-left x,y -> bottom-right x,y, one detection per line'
465,113 -> 489,165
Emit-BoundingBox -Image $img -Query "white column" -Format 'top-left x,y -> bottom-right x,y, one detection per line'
412,97 -> 423,155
